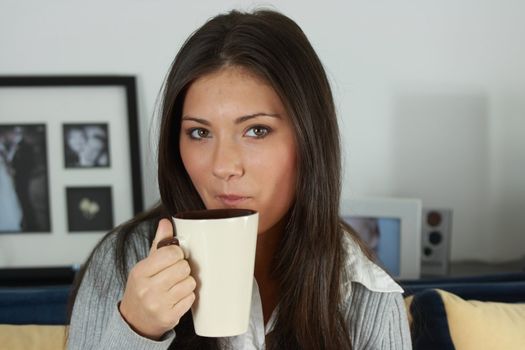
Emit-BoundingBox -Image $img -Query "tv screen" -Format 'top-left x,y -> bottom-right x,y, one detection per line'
343,216 -> 401,277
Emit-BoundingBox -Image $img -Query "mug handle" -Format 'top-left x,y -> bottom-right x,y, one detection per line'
157,236 -> 189,258
156,237 -> 179,249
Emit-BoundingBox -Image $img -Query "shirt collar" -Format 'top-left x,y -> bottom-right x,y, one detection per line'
342,231 -> 404,293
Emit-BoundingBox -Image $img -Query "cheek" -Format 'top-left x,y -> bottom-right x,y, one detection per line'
272,153 -> 297,195
253,141 -> 297,231
180,141 -> 208,190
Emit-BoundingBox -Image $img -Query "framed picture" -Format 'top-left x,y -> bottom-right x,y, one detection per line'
0,76 -> 143,267
0,124 -> 50,232
66,186 -> 114,232
63,123 -> 110,168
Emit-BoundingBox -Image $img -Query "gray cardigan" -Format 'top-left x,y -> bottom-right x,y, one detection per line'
68,224 -> 412,349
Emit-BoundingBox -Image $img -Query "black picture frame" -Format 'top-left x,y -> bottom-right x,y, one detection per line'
0,75 -> 143,214
66,186 -> 114,232
0,75 -> 143,266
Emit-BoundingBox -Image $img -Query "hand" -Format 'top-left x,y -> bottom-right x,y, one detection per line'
119,219 -> 196,339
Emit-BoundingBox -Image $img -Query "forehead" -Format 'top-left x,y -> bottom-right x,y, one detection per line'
182,66 -> 287,117
190,65 -> 268,90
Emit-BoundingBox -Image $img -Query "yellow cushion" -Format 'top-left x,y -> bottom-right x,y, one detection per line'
404,289 -> 525,350
0,325 -> 67,350
437,289 -> 525,350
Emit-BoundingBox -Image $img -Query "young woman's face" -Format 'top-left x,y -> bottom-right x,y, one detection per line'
180,66 -> 297,234
67,129 -> 86,153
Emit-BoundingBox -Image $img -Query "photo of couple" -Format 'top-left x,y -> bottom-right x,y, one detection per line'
0,124 -> 50,233
63,124 -> 110,168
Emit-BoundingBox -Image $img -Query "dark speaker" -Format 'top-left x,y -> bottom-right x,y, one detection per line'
421,208 -> 452,276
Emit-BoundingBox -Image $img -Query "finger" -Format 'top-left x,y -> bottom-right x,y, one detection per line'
168,275 -> 197,301
141,245 -> 185,277
150,259 -> 191,291
171,291 -> 196,320
150,218 -> 174,255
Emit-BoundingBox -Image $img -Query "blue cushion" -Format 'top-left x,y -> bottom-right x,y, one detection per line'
0,285 -> 70,325
404,272 -> 525,285
409,289 -> 455,350
401,272 -> 525,303
404,281 -> 525,303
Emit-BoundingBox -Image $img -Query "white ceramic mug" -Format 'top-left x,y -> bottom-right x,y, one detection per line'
172,208 -> 259,337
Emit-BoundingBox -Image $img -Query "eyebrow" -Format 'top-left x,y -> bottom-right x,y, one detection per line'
181,112 -> 281,126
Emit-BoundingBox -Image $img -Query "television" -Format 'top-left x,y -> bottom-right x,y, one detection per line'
340,197 -> 422,280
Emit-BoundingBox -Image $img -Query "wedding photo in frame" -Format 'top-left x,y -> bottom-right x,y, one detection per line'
0,123 -> 50,233
0,76 -> 143,240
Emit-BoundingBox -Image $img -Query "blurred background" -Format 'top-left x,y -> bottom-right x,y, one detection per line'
0,0 -> 523,270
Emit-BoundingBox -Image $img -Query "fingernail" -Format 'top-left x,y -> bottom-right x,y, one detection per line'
157,237 -> 180,249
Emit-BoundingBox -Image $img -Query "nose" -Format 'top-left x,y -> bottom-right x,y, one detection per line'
211,138 -> 244,181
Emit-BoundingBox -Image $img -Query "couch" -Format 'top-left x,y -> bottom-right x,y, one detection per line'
1,267 -> 524,349
0,267 -> 74,350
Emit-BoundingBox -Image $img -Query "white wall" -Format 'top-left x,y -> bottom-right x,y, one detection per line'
0,0 -> 524,265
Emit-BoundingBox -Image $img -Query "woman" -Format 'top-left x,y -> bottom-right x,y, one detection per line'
68,9 -> 411,350
65,127 -> 87,167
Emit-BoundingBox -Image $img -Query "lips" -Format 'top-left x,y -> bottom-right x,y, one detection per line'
215,194 -> 250,206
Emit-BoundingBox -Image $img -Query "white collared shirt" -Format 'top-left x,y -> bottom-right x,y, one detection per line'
221,233 -> 403,349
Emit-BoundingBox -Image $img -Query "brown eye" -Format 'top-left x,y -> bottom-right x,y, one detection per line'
189,128 -> 210,139
245,126 -> 270,138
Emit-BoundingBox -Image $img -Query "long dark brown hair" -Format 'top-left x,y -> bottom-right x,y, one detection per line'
70,9 -> 359,349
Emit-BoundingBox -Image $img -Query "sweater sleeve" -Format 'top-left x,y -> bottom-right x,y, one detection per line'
67,230 -> 176,350
345,283 -> 412,350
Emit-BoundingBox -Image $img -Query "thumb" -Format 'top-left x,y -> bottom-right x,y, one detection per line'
149,218 -> 175,255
